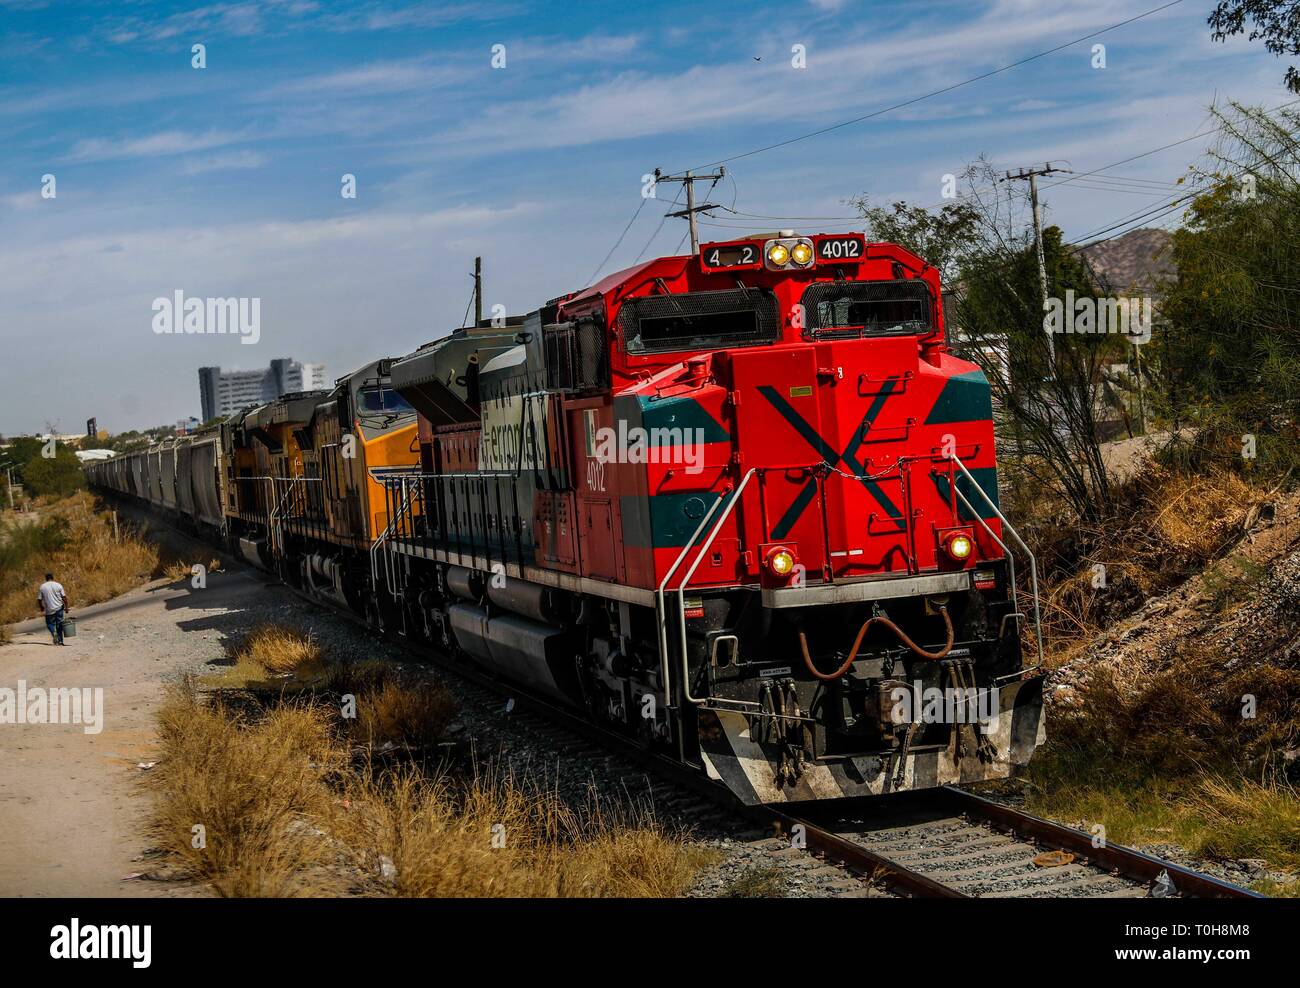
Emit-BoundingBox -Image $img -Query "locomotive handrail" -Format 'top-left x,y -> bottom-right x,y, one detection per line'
946,454 -> 1044,667
268,475 -> 323,558
674,468 -> 763,713
655,490 -> 729,721
374,470 -> 525,571
370,477 -> 417,601
268,476 -> 298,558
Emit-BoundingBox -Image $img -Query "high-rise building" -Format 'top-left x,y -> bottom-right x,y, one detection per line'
198,358 -> 328,421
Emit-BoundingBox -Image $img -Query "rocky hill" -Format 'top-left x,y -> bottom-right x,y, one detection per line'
1077,227 -> 1175,294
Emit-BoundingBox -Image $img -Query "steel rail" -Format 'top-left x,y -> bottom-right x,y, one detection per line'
937,786 -> 1263,899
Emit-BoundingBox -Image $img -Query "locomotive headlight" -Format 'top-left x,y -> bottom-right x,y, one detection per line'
944,533 -> 974,561
765,546 -> 796,577
766,242 -> 791,267
790,241 -> 814,265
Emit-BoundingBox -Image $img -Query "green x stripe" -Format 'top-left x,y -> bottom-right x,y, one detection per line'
756,381 -> 905,540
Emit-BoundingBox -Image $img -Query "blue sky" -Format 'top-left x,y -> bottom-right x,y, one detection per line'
0,0 -> 1287,433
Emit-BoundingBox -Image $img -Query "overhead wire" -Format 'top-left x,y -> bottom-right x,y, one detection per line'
681,0 -> 1187,171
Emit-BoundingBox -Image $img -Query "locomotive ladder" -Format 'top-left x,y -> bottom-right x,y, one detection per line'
370,474 -> 418,601
656,468 -> 766,737
267,475 -> 302,559
942,453 -> 1044,669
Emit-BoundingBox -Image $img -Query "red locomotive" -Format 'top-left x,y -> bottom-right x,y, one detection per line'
377,231 -> 1046,803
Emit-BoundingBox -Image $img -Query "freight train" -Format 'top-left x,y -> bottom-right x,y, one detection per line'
86,232 -> 1046,804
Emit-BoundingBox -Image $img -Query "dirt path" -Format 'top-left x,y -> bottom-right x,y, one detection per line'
0,567 -> 280,897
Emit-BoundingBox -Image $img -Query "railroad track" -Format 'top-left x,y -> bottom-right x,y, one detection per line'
773,788 -> 1263,899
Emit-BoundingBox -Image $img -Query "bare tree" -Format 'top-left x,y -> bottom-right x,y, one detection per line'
855,160 -> 1126,522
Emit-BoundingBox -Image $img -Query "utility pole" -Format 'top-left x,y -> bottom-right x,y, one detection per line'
1133,341 -> 1147,435
473,256 -> 483,327
1001,162 -> 1071,368
653,167 -> 726,254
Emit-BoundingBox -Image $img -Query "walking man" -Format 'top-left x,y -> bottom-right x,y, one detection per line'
37,573 -> 69,646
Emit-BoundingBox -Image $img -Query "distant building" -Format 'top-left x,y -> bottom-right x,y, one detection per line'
198,358 -> 327,421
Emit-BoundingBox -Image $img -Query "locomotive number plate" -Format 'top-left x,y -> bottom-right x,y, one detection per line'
814,234 -> 866,263
700,242 -> 760,270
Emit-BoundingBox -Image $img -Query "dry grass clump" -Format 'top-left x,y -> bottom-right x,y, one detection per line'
1050,640 -> 1300,777
322,659 -> 394,696
718,864 -> 787,898
1029,464 -> 1271,661
162,557 -> 223,583
0,492 -> 158,629
242,624 -> 326,674
203,623 -> 328,688
349,680 -> 457,751
163,560 -> 192,582
152,680 -> 710,898
336,764 -> 710,898
151,679 -> 346,897
1146,467 -> 1260,560
1186,777 -> 1300,871
205,630 -> 459,755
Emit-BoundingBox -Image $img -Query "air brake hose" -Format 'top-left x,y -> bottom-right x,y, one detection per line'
798,606 -> 955,681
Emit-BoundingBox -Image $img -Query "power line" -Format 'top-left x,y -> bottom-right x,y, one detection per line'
1040,96 -> 1300,196
633,187 -> 684,263
721,207 -> 863,221
683,0 -> 1186,171
593,93 -> 1299,279
585,196 -> 650,287
997,107 -> 1294,257
1063,178 -> 1191,196
1070,191 -> 1200,253
459,278 -> 477,329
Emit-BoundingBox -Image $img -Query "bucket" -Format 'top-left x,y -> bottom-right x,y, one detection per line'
62,617 -> 77,638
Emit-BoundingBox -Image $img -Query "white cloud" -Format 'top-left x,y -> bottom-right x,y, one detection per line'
1010,99 -> 1056,113
1,190 -> 41,211
265,57 -> 463,97
65,130 -> 245,163
181,150 -> 267,174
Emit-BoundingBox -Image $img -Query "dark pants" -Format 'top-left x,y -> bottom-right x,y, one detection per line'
45,608 -> 64,644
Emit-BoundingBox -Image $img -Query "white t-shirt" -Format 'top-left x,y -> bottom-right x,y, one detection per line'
38,581 -> 66,615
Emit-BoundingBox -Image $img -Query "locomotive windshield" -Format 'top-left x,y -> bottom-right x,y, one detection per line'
620,288 -> 779,354
358,385 -> 413,415
801,280 -> 932,337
